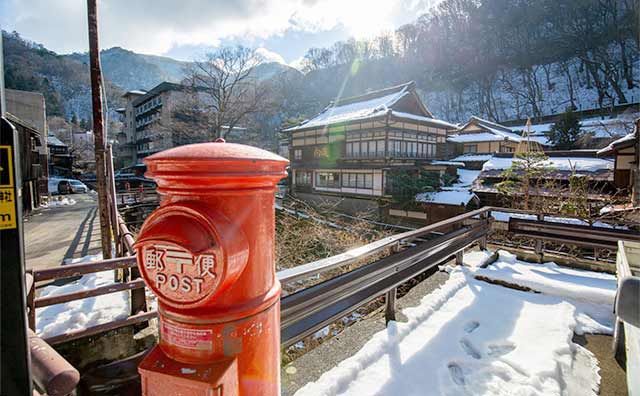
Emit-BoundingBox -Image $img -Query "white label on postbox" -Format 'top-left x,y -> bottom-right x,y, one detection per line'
142,243 -> 219,303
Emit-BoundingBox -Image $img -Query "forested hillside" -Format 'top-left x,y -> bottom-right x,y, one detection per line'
3,0 -> 638,129
2,31 -> 125,119
285,0 -> 639,123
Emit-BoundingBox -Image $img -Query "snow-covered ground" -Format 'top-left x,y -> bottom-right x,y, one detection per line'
296,250 -> 614,396
36,254 -> 130,338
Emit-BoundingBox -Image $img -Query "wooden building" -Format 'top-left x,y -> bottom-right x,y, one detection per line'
473,151 -> 616,207
448,116 -> 536,156
284,82 -> 457,213
597,128 -> 637,190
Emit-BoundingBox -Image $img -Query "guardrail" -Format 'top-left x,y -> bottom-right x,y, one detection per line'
27,206 -> 636,349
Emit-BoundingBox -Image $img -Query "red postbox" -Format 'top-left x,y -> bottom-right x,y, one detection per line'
134,141 -> 288,395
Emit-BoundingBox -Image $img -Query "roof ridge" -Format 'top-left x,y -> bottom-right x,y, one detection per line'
331,81 -> 415,107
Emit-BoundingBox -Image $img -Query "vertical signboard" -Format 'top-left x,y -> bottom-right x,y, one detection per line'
0,144 -> 17,229
1,32 -> 33,395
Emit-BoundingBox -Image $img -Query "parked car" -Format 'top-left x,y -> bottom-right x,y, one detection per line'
54,179 -> 72,194
69,180 -> 89,193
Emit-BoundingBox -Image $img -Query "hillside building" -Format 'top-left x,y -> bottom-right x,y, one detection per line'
115,82 -> 249,168
4,89 -> 49,213
284,81 -> 458,215
597,126 -> 638,191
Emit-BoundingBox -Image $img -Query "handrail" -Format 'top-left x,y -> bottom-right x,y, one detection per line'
29,329 -> 80,396
277,206 -> 489,284
32,256 -> 137,282
29,205 -> 634,349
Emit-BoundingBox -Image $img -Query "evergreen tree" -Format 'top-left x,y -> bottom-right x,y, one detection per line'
547,108 -> 583,150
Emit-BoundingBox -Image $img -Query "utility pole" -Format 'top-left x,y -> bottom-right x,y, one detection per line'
87,0 -> 113,259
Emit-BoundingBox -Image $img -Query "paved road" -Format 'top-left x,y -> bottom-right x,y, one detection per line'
24,193 -> 103,270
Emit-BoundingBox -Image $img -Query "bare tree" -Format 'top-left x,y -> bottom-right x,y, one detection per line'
167,45 -> 272,143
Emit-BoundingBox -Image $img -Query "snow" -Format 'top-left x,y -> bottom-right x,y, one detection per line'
415,169 -> 480,206
450,153 -> 494,162
511,116 -> 636,139
487,210 -> 628,230
43,197 -> 77,207
461,250 -> 495,269
448,132 -> 513,143
430,160 -> 465,167
283,84 -> 457,132
416,190 -> 477,206
482,156 -> 614,172
474,251 -> 616,306
35,254 -> 130,338
597,131 -> 636,155
390,111 -> 458,129
296,253 -> 614,396
283,88 -> 408,131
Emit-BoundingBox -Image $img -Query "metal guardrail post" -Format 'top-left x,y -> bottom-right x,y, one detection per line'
479,212 -> 488,250
456,250 -> 464,265
385,242 -> 401,324
385,288 -> 397,324
534,213 -> 545,263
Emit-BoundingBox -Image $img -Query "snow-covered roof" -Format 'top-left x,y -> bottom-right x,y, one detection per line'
430,161 -> 465,167
482,156 -> 614,172
510,116 -> 637,139
448,132 -> 518,143
124,89 -> 146,96
451,116 -> 526,144
390,111 -> 458,129
47,135 -> 67,147
450,153 -> 494,162
597,131 -> 636,156
283,82 -> 453,132
415,189 -> 477,206
415,169 -> 480,206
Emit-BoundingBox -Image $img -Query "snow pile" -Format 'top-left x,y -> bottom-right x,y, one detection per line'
43,197 -> 77,207
462,249 -> 495,268
36,254 -> 130,338
474,251 -> 616,306
296,254 -> 613,396
482,156 -> 614,172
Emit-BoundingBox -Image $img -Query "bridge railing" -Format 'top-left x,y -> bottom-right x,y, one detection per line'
26,206 -> 637,347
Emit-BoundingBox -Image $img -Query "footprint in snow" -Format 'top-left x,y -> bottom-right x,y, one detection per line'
463,320 -> 480,334
487,342 -> 516,357
460,338 -> 482,359
447,363 -> 465,386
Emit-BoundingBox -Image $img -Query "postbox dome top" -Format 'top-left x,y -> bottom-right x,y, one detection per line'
145,141 -> 288,164
144,141 -> 289,192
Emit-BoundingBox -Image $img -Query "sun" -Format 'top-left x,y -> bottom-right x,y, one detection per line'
341,0 -> 395,39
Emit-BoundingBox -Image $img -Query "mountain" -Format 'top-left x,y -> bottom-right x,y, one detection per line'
65,47 -> 189,91
2,31 -> 125,120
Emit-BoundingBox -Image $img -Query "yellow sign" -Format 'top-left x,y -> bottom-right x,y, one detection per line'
0,145 -> 17,230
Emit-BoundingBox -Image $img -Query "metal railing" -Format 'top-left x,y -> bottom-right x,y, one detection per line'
26,206 -> 637,349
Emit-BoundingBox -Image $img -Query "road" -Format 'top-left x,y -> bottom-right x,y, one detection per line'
24,193 -> 103,271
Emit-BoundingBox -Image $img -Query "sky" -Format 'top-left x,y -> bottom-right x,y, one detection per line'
0,0 -> 438,66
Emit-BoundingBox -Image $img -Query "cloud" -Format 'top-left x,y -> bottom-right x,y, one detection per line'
255,47 -> 286,64
0,0 -> 442,57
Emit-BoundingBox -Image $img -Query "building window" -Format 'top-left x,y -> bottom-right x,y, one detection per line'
295,171 -> 312,185
316,172 -> 340,188
463,144 -> 478,153
294,149 -> 302,160
501,145 -> 514,153
341,172 -> 374,189
377,140 -> 385,156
